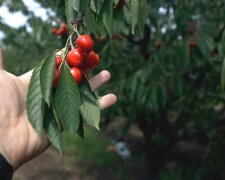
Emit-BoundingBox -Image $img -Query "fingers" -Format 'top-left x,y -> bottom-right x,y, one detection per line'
19,69 -> 117,109
20,70 -> 111,90
0,48 -> 3,70
89,70 -> 117,109
89,70 -> 111,90
99,94 -> 117,110
20,70 -> 112,89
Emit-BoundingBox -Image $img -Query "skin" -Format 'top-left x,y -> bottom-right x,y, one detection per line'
0,48 -> 117,170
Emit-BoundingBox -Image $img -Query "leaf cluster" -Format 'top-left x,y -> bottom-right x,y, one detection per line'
65,0 -> 147,36
26,53 -> 100,152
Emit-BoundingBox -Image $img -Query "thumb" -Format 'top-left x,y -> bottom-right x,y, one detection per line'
0,48 -> 4,70
19,70 -> 33,87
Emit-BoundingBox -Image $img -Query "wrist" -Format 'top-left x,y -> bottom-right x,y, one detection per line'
0,148 -> 21,170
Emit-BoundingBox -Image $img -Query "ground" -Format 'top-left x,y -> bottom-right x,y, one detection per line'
13,118 -> 150,180
13,147 -> 116,180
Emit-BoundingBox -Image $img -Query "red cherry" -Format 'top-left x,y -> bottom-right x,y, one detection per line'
51,28 -> 58,34
57,23 -> 68,35
53,69 -> 61,88
70,67 -> 82,85
190,41 -> 197,48
114,0 -> 126,11
61,23 -> 68,31
155,43 -> 162,49
66,48 -> 84,67
84,51 -> 100,69
76,34 -> 94,53
56,56 -> 62,69
98,35 -> 106,43
51,23 -> 68,36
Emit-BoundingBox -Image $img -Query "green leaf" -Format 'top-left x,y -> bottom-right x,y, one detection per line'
92,0 -> 104,14
55,63 -> 81,136
137,0 -> 147,35
40,54 -> 56,106
79,0 -> 88,16
130,0 -> 139,34
90,0 -> 97,13
65,0 -> 78,30
71,0 -> 80,12
44,108 -> 62,153
51,92 -> 61,130
26,61 -> 45,135
103,0 -> 113,36
84,7 -> 100,36
96,12 -> 107,35
221,57 -> 225,90
79,77 -> 100,130
172,74 -> 183,96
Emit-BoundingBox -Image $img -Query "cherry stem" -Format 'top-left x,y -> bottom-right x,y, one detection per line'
73,26 -> 80,37
69,35 -> 74,49
59,35 -> 71,70
65,63 -> 70,69
59,24 -> 80,70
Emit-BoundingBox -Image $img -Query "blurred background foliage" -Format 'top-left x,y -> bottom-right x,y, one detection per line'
1,0 -> 225,179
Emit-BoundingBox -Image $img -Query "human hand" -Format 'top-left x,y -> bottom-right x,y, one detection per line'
0,48 -> 117,169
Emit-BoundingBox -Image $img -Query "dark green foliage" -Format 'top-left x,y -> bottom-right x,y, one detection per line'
55,62 -> 81,135
2,0 -> 225,179
26,60 -> 45,135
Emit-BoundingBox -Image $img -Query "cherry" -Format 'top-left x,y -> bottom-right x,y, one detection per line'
98,35 -> 106,43
70,67 -> 82,85
114,0 -> 126,11
189,41 -> 197,48
51,28 -> 58,34
66,48 -> 83,67
57,23 -> 68,35
76,34 -> 94,53
53,69 -> 61,88
51,23 -> 68,36
56,56 -> 62,69
155,43 -> 162,49
84,51 -> 100,69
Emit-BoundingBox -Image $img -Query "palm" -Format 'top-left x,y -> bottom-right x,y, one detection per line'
0,70 -> 49,169
0,49 -> 117,169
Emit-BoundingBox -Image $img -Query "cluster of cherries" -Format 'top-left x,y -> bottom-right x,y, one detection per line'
51,23 -> 68,36
53,34 -> 100,88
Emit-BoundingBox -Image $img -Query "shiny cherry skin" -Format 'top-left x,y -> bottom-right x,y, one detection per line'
66,48 -> 84,67
84,51 -> 100,69
53,69 -> 61,88
56,56 -> 62,69
70,67 -> 82,85
76,34 -> 94,53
